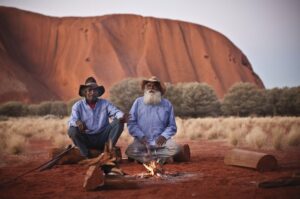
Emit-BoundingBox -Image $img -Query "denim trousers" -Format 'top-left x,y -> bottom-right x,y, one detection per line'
68,119 -> 124,158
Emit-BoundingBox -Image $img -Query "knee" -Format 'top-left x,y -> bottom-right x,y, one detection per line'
68,126 -> 80,138
111,119 -> 124,131
166,141 -> 181,156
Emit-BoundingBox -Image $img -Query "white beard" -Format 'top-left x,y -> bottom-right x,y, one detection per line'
143,90 -> 162,105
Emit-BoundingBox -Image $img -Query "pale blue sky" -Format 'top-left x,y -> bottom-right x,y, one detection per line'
1,0 -> 299,88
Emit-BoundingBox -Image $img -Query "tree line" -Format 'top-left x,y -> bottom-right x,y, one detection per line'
0,78 -> 299,117
110,78 -> 300,117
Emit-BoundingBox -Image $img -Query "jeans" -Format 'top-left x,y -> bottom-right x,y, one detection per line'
125,139 -> 180,163
68,119 -> 124,158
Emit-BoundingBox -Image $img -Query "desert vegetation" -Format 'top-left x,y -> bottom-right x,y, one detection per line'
1,80 -> 300,118
110,78 -> 300,117
0,116 -> 299,155
0,79 -> 300,155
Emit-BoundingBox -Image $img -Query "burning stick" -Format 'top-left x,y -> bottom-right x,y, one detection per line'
142,144 -> 165,177
143,159 -> 164,177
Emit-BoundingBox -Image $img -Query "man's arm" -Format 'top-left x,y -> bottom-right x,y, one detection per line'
106,101 -> 124,119
68,101 -> 81,127
160,103 -> 177,140
127,99 -> 145,140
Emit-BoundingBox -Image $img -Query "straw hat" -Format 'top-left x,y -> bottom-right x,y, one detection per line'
141,76 -> 165,94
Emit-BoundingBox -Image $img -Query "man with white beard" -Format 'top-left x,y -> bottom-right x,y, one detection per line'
125,76 -> 190,164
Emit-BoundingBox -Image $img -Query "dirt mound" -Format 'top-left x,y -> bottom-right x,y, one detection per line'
0,7 -> 264,103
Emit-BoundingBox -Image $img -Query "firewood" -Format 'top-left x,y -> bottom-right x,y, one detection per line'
83,165 -> 105,191
82,140 -> 125,191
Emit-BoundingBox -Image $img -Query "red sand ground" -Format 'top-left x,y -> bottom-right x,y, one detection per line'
0,139 -> 299,199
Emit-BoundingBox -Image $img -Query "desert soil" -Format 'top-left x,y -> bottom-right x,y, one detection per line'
0,139 -> 299,199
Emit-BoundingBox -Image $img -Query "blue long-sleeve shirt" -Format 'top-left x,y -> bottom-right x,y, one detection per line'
68,98 -> 124,134
127,97 -> 177,145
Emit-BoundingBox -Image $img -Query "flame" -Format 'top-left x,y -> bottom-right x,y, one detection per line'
143,160 -> 164,176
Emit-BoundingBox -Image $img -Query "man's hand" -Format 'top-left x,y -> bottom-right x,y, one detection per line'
156,135 -> 167,146
76,120 -> 86,133
119,113 -> 130,124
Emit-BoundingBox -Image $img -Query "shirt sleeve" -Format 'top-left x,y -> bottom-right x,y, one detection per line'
68,101 -> 81,127
107,101 -> 124,119
161,102 -> 177,140
127,99 -> 145,139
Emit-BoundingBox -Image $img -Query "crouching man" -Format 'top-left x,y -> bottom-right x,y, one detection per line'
125,76 -> 190,164
68,77 -> 128,159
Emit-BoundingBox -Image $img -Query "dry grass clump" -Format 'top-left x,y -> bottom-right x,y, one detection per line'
175,116 -> 300,150
0,116 -> 69,155
1,116 -> 299,155
245,126 -> 267,149
287,123 -> 300,146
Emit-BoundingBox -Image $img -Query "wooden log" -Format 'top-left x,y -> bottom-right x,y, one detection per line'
173,144 -> 191,162
83,165 -> 105,191
102,175 -> 139,190
224,149 -> 278,172
50,147 -> 84,164
50,147 -> 101,164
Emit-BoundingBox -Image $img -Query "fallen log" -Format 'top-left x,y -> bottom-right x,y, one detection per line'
50,146 -> 122,164
82,141 -> 125,191
83,165 -> 105,191
224,149 -> 278,172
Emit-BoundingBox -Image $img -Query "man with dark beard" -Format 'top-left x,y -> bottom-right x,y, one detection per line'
68,77 -> 128,159
125,76 -> 190,163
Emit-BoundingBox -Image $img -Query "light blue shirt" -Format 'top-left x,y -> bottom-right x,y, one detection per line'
68,99 -> 124,134
127,97 -> 177,145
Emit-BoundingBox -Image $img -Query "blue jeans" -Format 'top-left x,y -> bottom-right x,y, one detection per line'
68,119 -> 124,158
125,139 -> 180,163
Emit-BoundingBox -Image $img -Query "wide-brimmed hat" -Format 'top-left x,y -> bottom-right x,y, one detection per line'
141,76 -> 166,94
78,77 -> 105,97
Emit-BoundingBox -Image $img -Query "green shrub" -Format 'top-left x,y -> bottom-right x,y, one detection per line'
67,98 -> 81,115
221,82 -> 266,116
109,78 -> 144,113
178,82 -> 221,117
0,101 -> 26,117
36,101 -> 52,116
50,101 -> 68,116
27,104 -> 40,116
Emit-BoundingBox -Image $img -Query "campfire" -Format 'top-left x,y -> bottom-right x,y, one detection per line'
81,142 -> 188,191
142,160 -> 164,177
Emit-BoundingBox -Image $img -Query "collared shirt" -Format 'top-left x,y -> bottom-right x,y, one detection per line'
68,98 -> 124,134
127,97 -> 177,145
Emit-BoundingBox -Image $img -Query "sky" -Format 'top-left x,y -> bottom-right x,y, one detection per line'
0,0 -> 299,89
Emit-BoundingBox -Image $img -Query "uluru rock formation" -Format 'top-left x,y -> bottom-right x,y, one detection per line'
0,6 -> 264,103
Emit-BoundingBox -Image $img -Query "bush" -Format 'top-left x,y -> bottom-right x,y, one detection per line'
36,101 -> 52,116
164,83 -> 184,116
277,87 -> 300,116
109,78 -> 144,113
67,98 -> 81,115
265,88 -> 282,116
265,86 -> 300,116
27,104 -> 40,116
0,101 -> 27,117
179,82 -> 221,117
221,82 -> 266,116
50,101 -> 68,116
